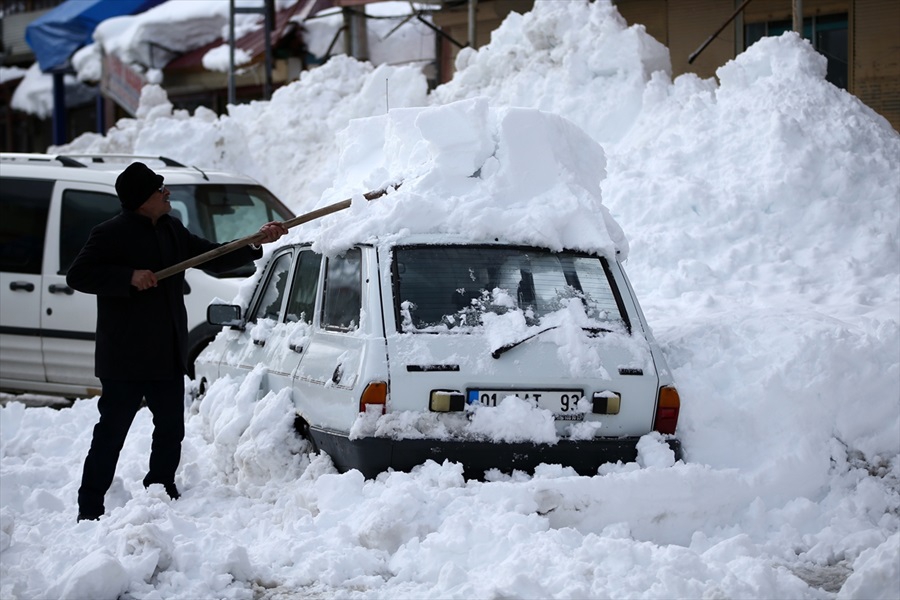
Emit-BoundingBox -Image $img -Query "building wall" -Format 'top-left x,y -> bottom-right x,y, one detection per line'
620,0 -> 733,79
613,0 -> 898,131
616,0 -> 669,47
851,0 -> 900,129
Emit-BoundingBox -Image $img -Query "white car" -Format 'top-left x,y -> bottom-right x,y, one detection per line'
196,233 -> 682,477
0,153 -> 293,398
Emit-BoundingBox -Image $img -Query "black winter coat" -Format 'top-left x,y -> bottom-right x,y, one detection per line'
66,211 -> 262,380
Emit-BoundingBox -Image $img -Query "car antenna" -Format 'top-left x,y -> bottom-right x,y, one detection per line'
190,164 -> 209,181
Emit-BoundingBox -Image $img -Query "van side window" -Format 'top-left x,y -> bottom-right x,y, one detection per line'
322,248 -> 361,331
0,178 -> 54,274
286,250 -> 322,324
59,189 -> 120,274
251,251 -> 293,323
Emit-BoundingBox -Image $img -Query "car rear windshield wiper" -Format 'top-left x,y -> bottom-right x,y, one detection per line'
582,326 -> 613,335
491,325 -> 614,359
491,326 -> 559,359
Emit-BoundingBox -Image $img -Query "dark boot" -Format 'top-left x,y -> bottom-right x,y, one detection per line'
77,512 -> 101,522
143,478 -> 180,500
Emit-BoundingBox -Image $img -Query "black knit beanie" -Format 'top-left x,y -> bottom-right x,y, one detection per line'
116,162 -> 164,211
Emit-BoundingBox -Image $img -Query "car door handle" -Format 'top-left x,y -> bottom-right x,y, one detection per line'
289,343 -> 304,354
48,284 -> 74,295
252,339 -> 265,347
9,281 -> 35,292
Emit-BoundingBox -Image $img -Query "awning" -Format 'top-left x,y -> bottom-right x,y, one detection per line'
25,0 -> 167,73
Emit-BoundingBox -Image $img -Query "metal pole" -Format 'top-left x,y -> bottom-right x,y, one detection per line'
51,73 -> 66,146
263,0 -> 273,100
342,8 -> 353,56
688,0 -> 756,64
228,0 -> 236,105
468,0 -> 477,49
350,7 -> 369,61
95,92 -> 105,135
792,0 -> 803,35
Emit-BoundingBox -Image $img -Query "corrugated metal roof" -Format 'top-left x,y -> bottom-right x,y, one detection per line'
165,0 -> 333,72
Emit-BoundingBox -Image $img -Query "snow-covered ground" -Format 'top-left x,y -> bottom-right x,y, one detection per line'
2,1 -> 899,598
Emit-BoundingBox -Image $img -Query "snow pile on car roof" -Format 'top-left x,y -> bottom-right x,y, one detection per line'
300,97 -> 629,260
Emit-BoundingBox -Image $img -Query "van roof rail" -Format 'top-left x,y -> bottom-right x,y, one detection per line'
55,154 -> 188,168
0,152 -> 188,169
0,152 -> 86,167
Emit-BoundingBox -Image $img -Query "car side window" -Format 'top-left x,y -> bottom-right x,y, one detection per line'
321,248 -> 361,332
286,249 -> 322,324
59,189 -> 121,274
251,251 -> 293,323
0,178 -> 53,274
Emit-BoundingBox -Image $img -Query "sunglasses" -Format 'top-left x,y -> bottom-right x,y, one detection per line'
158,184 -> 167,194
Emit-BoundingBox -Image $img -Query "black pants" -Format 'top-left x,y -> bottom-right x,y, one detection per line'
77,377 -> 185,516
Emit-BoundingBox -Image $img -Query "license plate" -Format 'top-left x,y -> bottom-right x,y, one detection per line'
467,389 -> 585,421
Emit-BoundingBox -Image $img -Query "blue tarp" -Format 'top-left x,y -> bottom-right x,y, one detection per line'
25,0 -> 166,72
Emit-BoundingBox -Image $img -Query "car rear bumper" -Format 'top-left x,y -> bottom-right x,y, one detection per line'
308,428 -> 682,479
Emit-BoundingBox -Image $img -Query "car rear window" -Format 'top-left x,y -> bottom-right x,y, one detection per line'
393,245 -> 627,333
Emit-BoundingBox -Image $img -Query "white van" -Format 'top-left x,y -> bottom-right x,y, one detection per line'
197,234 -> 682,478
0,153 -> 293,398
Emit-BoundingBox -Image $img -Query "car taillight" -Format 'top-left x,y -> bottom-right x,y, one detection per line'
359,381 -> 387,415
653,386 -> 680,435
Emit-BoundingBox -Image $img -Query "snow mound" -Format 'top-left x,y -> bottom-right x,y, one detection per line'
195,368 -> 309,488
431,0 -> 670,144
606,32 -> 900,325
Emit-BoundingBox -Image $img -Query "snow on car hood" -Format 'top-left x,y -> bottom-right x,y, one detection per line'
286,98 -> 629,261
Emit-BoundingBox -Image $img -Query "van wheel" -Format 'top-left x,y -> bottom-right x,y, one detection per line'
293,415 -> 318,454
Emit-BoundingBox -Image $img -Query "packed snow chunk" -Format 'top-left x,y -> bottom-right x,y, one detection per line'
0,400 -> 26,449
467,396 -> 558,444
197,366 -> 269,480
233,387 -> 310,486
309,98 -> 628,260
11,64 -> 94,120
45,550 -> 130,600
134,84 -> 175,120
838,532 -> 900,600
636,432 -> 677,468
717,31 -> 827,90
0,507 -> 12,552
203,44 -> 251,72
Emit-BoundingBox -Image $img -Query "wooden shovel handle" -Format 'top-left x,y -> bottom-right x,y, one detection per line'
154,187 -> 390,281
